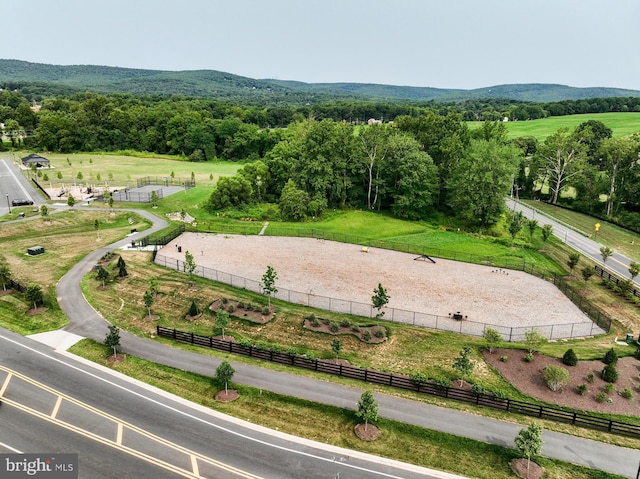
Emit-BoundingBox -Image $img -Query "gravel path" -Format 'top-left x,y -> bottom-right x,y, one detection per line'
158,233 -> 599,338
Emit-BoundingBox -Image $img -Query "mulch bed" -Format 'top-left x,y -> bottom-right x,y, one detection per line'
209,299 -> 274,323
511,458 -> 544,479
25,306 -> 48,316
484,348 -> 640,415
215,389 -> 239,402
354,423 -> 380,441
303,318 -> 386,343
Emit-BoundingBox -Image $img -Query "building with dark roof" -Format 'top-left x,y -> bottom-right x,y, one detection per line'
21,153 -> 49,168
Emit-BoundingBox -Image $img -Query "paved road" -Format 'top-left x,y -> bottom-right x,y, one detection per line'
1,330 -> 439,479
512,199 -> 640,287
0,157 -> 45,214
49,207 -> 640,478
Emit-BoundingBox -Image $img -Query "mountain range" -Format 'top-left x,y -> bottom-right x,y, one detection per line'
1,59 -> 639,104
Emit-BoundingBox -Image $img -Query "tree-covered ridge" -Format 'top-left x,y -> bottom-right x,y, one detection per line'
2,59 -> 640,104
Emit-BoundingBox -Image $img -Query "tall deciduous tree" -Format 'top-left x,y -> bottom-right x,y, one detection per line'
279,179 -> 309,221
447,139 -> 520,227
599,136 -> 638,216
0,257 -> 11,291
536,128 -> 587,204
358,124 -> 389,210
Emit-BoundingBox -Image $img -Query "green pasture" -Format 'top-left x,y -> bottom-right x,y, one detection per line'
468,112 -> 640,141
12,151 -> 241,188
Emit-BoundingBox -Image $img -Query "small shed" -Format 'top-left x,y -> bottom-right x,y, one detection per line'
21,153 -> 49,168
27,246 -> 45,256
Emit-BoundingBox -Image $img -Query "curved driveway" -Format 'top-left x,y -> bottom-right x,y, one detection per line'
53,208 -> 640,478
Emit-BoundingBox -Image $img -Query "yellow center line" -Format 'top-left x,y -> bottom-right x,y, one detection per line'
116,423 -> 123,445
0,366 -> 264,479
0,372 -> 12,397
191,455 -> 200,477
51,395 -> 63,419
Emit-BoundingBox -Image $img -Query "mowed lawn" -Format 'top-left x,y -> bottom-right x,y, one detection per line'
469,112 -> 640,141
16,152 -> 241,188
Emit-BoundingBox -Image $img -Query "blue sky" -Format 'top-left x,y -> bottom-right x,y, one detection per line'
3,0 -> 639,90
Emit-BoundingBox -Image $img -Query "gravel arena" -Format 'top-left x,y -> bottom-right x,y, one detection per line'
157,233 -> 603,340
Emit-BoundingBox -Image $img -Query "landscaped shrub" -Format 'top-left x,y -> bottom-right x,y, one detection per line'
524,353 -> 534,362
411,372 -> 428,386
237,301 -> 245,309
374,328 -> 385,339
471,384 -> 486,396
221,297 -> 229,305
261,307 -> 270,316
604,383 -> 615,394
596,391 -> 608,403
587,373 -> 595,383
309,316 -> 321,327
188,300 -> 200,317
635,347 -> 640,360
562,349 -> 578,366
362,330 -> 371,341
434,377 -> 451,389
227,304 -> 235,314
351,325 -> 360,333
621,388 -> 633,399
329,322 -> 340,333
245,304 -> 254,311
543,365 -> 570,391
500,355 -> 508,362
340,319 -> 351,328
577,384 -> 587,395
603,348 -> 618,365
602,364 -> 619,383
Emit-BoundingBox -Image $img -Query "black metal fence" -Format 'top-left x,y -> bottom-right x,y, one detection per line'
136,176 -> 196,188
552,276 -> 612,332
156,326 -> 640,437
154,252 -> 605,341
594,265 -> 640,299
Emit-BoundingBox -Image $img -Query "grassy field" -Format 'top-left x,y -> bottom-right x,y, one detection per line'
69,339 -> 628,479
468,112 -> 640,141
10,151 -> 241,189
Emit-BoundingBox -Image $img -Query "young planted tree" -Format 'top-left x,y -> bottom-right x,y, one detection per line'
629,261 -> 640,282
262,265 -> 278,307
0,257 -> 11,291
117,256 -> 128,277
356,391 -> 378,432
150,190 -> 159,207
483,327 -> 502,354
514,422 -> 544,476
452,346 -> 474,386
524,329 -> 546,354
581,266 -> 594,282
188,300 -> 200,317
541,224 -> 553,243
96,266 -> 109,288
25,283 -> 44,310
331,338 -> 342,359
143,290 -> 154,317
39,204 -> 48,219
371,283 -> 389,318
508,211 -> 524,243
94,219 -> 100,240
148,275 -> 159,298
600,246 -> 613,266
184,251 -> 197,284
216,309 -> 230,339
104,324 -> 121,357
67,194 -> 76,207
526,219 -> 538,241
567,252 -> 581,274
215,360 -> 235,394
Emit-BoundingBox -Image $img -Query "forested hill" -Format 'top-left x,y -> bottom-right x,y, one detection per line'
1,59 -> 639,104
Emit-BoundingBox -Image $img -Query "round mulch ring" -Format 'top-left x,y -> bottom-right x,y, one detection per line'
215,389 -> 239,402
511,458 -> 544,479
354,423 -> 380,441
